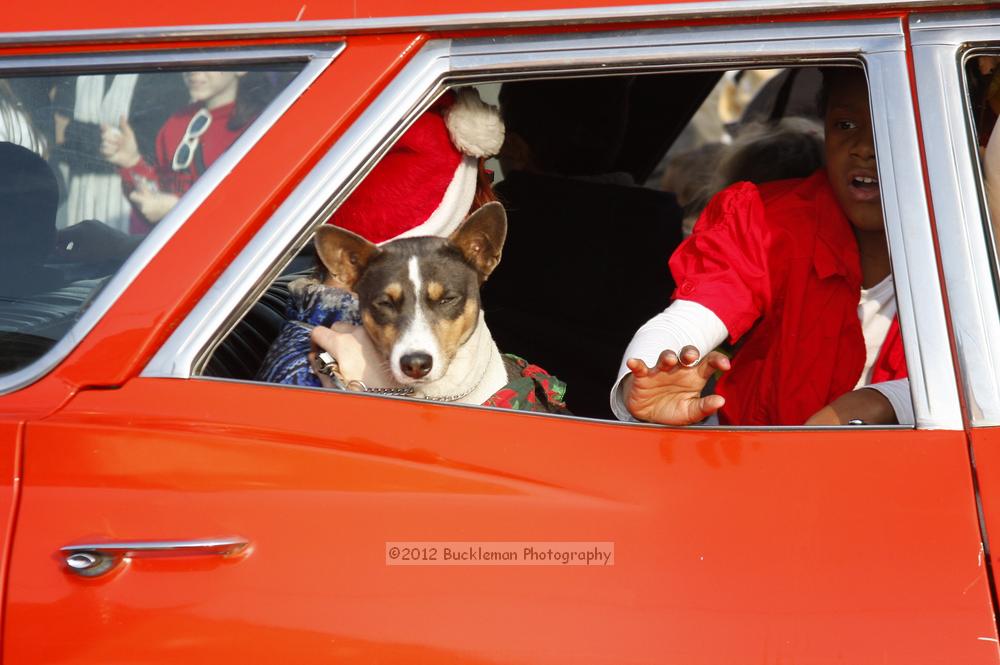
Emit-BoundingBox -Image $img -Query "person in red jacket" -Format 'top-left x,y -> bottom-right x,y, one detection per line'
613,67 -> 908,427
100,70 -> 273,233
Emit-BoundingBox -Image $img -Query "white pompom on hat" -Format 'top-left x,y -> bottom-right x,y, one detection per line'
445,87 -> 506,158
329,87 -> 505,244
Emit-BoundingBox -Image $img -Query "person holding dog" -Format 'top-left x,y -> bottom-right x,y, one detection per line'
256,88 -> 569,413
257,87 -> 503,388
613,67 -> 909,427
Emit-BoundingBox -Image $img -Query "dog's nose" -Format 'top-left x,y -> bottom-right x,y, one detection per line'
400,352 -> 433,379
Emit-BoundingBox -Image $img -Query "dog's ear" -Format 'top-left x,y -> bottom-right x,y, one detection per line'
314,225 -> 380,290
448,201 -> 507,281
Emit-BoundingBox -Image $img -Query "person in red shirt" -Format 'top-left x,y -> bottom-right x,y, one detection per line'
100,70 -> 272,233
613,67 -> 908,427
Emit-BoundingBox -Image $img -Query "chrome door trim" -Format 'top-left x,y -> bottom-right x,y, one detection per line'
0,43 -> 343,397
0,0 -> 984,46
146,19 -> 965,430
911,12 -> 1000,426
910,10 -> 1000,35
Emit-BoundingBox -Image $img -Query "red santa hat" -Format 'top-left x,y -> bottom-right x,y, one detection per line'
329,87 -> 505,244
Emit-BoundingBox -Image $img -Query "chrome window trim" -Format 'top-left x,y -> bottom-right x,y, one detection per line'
911,12 -> 1000,426
0,0 -> 984,46
0,43 -> 343,397
146,19 -> 965,430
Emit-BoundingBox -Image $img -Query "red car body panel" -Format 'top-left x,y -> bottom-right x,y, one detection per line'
1,0 -> 823,34
3,379 -> 996,663
0,2 -> 999,663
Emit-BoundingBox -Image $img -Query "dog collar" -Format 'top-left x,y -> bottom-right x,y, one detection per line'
315,346 -> 492,403
417,342 -> 493,403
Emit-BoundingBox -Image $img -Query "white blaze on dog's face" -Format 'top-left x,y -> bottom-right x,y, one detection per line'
315,202 -> 507,385
361,249 -> 481,384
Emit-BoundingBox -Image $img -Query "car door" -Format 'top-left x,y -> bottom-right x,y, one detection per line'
911,10 -> 1000,622
0,28 -> 425,664
6,14 -> 999,665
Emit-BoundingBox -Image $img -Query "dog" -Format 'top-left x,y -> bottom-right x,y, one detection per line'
312,201 -> 513,405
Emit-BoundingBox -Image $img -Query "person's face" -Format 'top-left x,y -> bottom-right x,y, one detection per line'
183,71 -> 244,109
824,71 -> 883,233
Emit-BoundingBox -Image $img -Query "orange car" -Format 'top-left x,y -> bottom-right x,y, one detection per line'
3,1 -> 1000,663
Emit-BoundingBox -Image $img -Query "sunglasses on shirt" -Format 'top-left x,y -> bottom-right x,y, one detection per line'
171,108 -> 212,172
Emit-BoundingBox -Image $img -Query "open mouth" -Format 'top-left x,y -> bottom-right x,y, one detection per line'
848,173 -> 881,202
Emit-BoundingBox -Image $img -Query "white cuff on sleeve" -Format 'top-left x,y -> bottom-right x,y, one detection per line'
864,378 -> 914,426
609,300 -> 729,422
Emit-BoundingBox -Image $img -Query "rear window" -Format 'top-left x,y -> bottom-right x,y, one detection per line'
0,63 -> 302,375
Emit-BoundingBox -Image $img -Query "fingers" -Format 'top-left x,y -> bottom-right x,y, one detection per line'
628,347 -> 708,376
625,356 -> 651,378
310,324 -> 337,352
626,350 -> 684,377
655,348 -> 681,372
699,350 -> 731,379
329,321 -> 356,334
677,345 -> 700,367
698,393 -> 725,416
311,323 -> 362,356
100,124 -> 122,157
677,394 -> 725,425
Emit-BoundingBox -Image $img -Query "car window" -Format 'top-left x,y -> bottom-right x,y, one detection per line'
204,64 -> 912,427
0,63 -> 303,376
967,55 -> 1000,276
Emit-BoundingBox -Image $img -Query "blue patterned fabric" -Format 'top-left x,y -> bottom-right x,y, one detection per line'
256,278 -> 361,387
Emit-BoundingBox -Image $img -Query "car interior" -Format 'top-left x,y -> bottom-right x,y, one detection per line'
201,66 -> 835,421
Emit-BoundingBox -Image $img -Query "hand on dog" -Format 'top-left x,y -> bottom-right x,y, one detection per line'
623,346 -> 730,425
310,323 -> 397,389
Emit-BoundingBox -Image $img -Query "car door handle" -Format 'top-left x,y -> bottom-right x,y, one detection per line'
61,537 -> 250,577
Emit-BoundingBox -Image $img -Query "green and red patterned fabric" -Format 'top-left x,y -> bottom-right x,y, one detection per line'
483,354 -> 570,414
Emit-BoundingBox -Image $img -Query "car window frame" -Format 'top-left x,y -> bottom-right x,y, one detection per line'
910,10 -> 1000,427
0,43 -> 343,397
145,18 -> 964,430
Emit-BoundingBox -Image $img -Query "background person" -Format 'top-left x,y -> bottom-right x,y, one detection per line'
101,70 -> 273,232
53,72 -> 186,232
0,81 -> 45,156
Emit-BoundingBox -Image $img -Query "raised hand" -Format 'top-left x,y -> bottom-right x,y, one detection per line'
623,345 -> 730,425
100,116 -> 141,168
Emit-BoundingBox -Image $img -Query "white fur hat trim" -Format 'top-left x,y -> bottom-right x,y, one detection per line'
445,87 -> 505,158
386,155 -> 477,243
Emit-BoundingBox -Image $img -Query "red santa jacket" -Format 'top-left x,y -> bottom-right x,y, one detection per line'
669,170 -> 907,426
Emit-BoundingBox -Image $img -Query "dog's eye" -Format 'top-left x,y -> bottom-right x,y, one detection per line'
438,294 -> 460,306
373,296 -> 396,310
